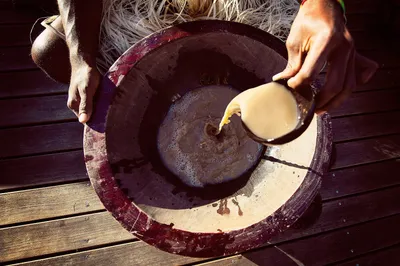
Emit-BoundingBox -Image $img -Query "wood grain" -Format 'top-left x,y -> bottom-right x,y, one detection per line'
2,120 -> 399,192
331,89 -> 400,117
0,70 -> 67,99
0,212 -> 136,263
5,185 -> 400,264
0,182 -> 103,226
322,159 -> 400,200
355,69 -> 400,91
337,244 -> 400,266
0,46 -> 36,71
0,24 -> 32,47
197,214 -> 400,266
0,94 -> 75,127
332,111 -> 400,142
332,134 -> 400,169
0,9 -> 44,24
15,241 -> 204,266
361,49 -> 400,68
0,122 -> 83,159
0,150 -> 86,192
2,158 -> 399,229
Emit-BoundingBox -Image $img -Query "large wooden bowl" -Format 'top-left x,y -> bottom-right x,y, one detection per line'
84,20 -> 332,258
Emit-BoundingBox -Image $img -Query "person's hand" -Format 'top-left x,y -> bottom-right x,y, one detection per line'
273,0 -> 378,113
67,59 -> 101,123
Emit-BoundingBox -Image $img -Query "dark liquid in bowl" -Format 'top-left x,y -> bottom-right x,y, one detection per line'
157,85 -> 264,188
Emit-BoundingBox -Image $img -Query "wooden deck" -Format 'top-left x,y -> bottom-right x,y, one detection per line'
1,0 -> 400,265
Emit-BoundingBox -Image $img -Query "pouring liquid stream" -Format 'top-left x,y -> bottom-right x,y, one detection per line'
218,82 -> 300,142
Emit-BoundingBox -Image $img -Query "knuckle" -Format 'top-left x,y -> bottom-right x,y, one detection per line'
286,39 -> 297,50
297,71 -> 312,83
67,100 -> 74,110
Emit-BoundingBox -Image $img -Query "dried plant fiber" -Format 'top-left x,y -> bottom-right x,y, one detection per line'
98,0 -> 299,71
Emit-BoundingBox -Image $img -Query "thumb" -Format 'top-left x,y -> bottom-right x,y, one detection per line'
78,93 -> 93,124
272,54 -> 302,82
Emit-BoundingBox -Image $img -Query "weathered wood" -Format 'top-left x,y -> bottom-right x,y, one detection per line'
356,69 -> 400,91
337,244 -> 400,266
0,150 -> 86,192
332,111 -> 400,142
197,214 -> 400,266
352,32 -> 398,51
5,186 -> 400,264
0,9 -> 44,24
270,186 -> 400,243
345,0 -> 381,15
0,24 -> 32,47
0,70 -> 67,99
361,49 -> 400,68
0,182 -> 103,226
15,242 -> 204,266
0,212 -> 136,263
332,134 -> 400,169
0,94 -> 75,127
331,89 -> 400,117
346,14 -> 381,32
2,157 -> 399,229
0,46 -> 36,71
0,122 -> 83,159
322,159 -> 400,200
2,117 -> 398,191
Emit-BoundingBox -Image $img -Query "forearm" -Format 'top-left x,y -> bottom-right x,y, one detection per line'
57,0 -> 103,67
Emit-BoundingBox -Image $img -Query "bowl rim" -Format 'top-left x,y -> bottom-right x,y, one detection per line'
83,20 -> 332,258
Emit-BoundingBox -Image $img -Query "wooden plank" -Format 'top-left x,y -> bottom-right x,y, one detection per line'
345,0 -> 380,15
346,14 -> 381,32
5,185 -> 400,264
0,24 -> 32,47
331,89 -> 400,117
0,46 -> 37,71
361,49 -> 400,69
0,95 -> 75,128
0,150 -> 86,192
0,70 -> 68,99
332,111 -> 400,142
3,158 -> 399,228
352,32 -> 398,51
2,115 -> 399,190
332,134 -> 400,169
337,244 -> 400,266
322,159 -> 400,200
0,122 -> 83,159
15,241 -> 204,266
0,9 -> 44,24
356,69 -> 400,91
0,212 -> 135,263
5,87 -> 400,129
0,182 -> 103,226
198,214 -> 400,266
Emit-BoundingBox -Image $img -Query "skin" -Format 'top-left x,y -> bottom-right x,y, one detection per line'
273,0 -> 378,113
32,0 -> 378,123
59,0 -> 103,123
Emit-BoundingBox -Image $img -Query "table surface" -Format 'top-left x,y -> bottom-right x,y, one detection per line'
1,1 -> 400,265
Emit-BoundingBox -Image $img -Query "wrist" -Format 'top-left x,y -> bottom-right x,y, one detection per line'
69,49 -> 97,69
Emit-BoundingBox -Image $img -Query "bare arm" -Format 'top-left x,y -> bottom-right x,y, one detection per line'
274,0 -> 378,113
58,0 -> 103,123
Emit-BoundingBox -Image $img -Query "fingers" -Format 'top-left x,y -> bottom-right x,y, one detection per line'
78,89 -> 94,123
67,88 -> 80,117
287,34 -> 331,89
272,37 -> 303,81
317,49 -> 356,114
355,52 -> 379,84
